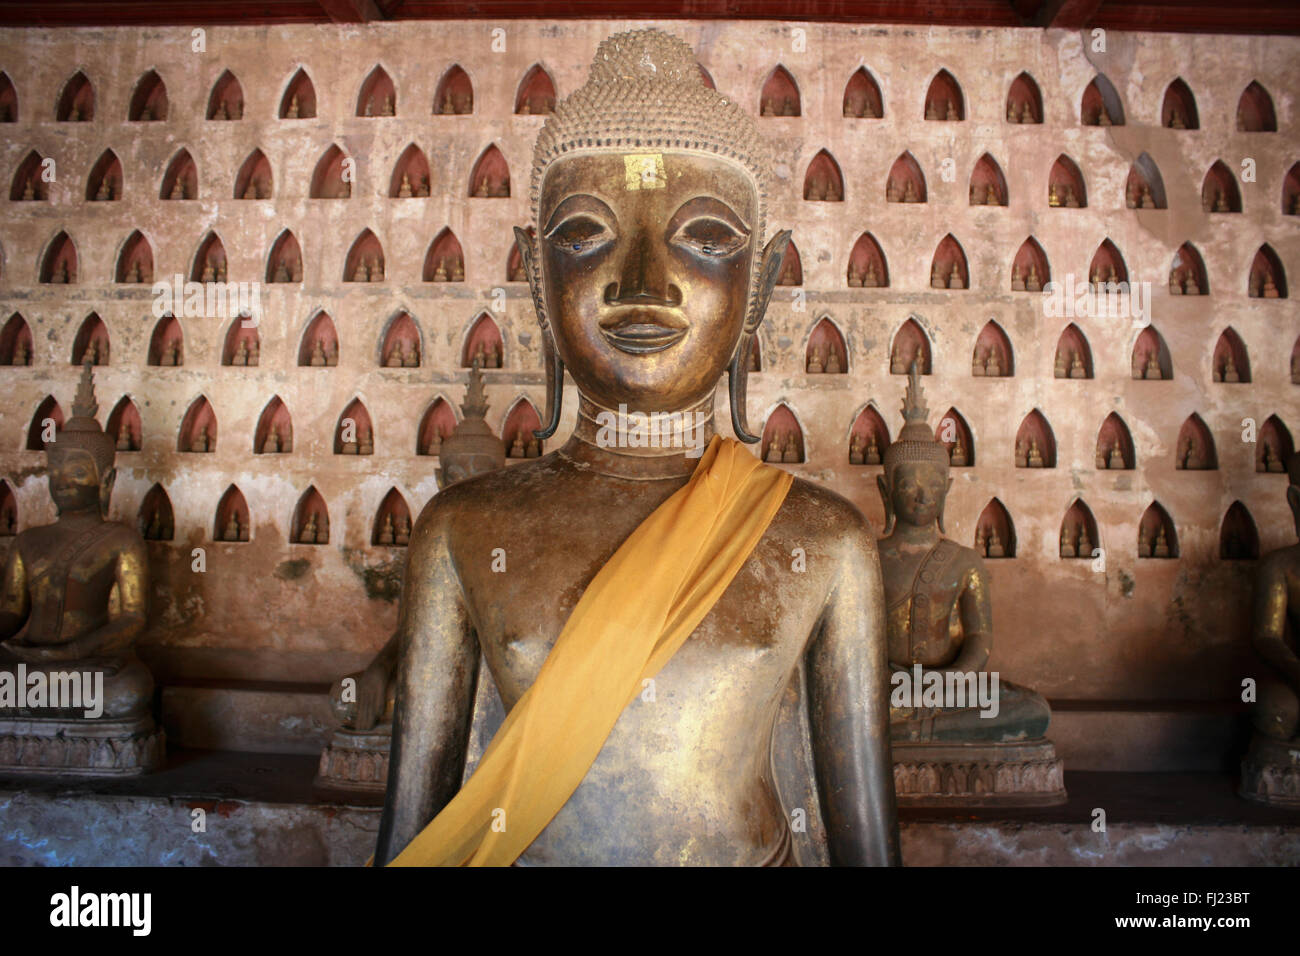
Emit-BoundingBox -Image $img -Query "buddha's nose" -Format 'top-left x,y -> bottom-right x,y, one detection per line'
605,230 -> 682,307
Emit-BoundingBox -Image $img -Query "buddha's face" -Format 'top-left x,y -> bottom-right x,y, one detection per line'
538,151 -> 758,411
888,461 -> 950,529
49,451 -> 101,514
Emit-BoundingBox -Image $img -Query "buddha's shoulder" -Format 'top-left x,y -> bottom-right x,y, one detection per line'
774,475 -> 876,547
411,456 -> 562,532
1259,544 -> 1300,576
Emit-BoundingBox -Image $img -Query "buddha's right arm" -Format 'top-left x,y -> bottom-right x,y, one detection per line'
374,507 -> 479,865
0,546 -> 28,639
1253,558 -> 1299,685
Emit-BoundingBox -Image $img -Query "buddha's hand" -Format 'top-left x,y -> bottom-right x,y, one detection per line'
353,662 -> 390,731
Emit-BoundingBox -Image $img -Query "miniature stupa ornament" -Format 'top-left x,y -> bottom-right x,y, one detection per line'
436,364 -> 506,488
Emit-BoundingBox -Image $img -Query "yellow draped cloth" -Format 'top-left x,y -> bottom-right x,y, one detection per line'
386,435 -> 793,866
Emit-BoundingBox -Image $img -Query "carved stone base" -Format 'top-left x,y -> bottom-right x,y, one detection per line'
892,738 -> 1067,807
0,714 -> 165,776
1239,733 -> 1300,808
314,725 -> 391,794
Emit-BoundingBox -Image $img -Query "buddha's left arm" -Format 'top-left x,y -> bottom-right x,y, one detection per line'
951,564 -> 992,674
806,515 -> 901,866
66,535 -> 149,658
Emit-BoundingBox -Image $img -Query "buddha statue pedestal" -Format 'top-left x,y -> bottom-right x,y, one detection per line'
316,724 -> 391,795
0,707 -> 164,777
1240,736 -> 1300,808
892,739 -> 1065,807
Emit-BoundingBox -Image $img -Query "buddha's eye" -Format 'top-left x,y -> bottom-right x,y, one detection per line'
672,217 -> 746,258
546,215 -> 612,256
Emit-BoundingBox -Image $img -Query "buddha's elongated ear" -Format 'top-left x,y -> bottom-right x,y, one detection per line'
730,230 -> 792,443
515,226 -> 564,440
100,466 -> 116,519
746,230 -> 792,334
937,475 -> 954,535
877,474 -> 895,535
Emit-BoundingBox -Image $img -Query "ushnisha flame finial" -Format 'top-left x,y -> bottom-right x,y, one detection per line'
49,359 -> 116,473
460,363 -> 490,421
72,358 -> 98,420
883,359 -> 949,473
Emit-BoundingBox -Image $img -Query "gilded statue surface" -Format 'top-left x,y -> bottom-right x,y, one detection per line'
376,29 -> 898,866
1249,454 -> 1300,743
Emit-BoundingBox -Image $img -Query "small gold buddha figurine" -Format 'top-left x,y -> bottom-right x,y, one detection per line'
1015,437 -> 1028,468
865,436 -> 881,466
975,526 -> 987,555
1125,184 -> 1138,209
1170,107 -> 1185,129
1153,526 -> 1170,558
985,349 -> 1001,377
311,340 -> 327,367
925,98 -> 939,120
1064,185 -> 1078,207
849,433 -> 865,465
396,515 -> 411,547
1027,437 -> 1044,467
169,178 -> 185,200
224,511 -> 242,542
1048,183 -> 1061,207
930,263 -> 945,290
985,184 -> 997,205
1026,264 -> 1041,293
1109,444 -> 1125,470
190,424 -> 210,454
1185,273 -> 1199,295
864,261 -> 879,287
1060,524 -> 1075,558
301,513 -> 319,544
1139,185 -> 1154,209
359,426 -> 374,456
806,346 -> 823,374
1069,351 -> 1086,379
948,263 -> 963,289
782,432 -> 800,464
986,529 -> 1004,559
826,347 -> 841,374
287,94 -> 300,118
1054,350 -> 1067,378
0,362 -> 162,774
1078,525 -> 1092,556
398,173 -> 413,198
387,341 -> 405,368
1224,354 -> 1240,383
510,434 -> 526,459
902,179 -> 918,203
525,437 -> 540,458
379,513 -> 396,546
1144,352 -> 1162,380
950,438 -> 966,467
1096,443 -> 1109,470
945,99 -> 957,121
1011,264 -> 1025,292
886,178 -> 900,203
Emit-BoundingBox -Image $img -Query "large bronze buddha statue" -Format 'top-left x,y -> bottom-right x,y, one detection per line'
876,365 -> 1064,805
1240,452 -> 1300,806
0,362 -> 163,774
375,29 -> 898,866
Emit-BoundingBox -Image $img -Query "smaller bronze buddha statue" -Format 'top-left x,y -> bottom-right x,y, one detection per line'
0,363 -> 163,774
877,364 -> 1064,805
1241,453 -> 1300,806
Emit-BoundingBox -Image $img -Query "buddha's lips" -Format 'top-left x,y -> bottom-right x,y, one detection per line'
599,316 -> 688,354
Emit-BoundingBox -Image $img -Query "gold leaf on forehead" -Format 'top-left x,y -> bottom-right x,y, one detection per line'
623,153 -> 666,190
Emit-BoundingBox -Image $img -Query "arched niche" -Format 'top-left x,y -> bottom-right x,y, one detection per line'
334,399 -> 374,455
1292,334 -> 1300,384
1282,163 -> 1299,216
972,320 -> 1013,377
842,68 -> 882,118
147,314 -> 183,367
1010,238 -> 1049,293
161,148 -> 197,200
776,240 -> 802,286
1212,328 -> 1250,383
968,153 -> 1006,206
40,231 -> 77,283
747,337 -> 764,374
434,65 -> 473,115
761,403 -> 805,464
929,234 -> 968,290
299,311 -> 339,366
26,397 -> 62,451
128,69 -> 167,121
254,396 -> 293,454
1006,72 -> 1042,123
107,396 -> 142,452
178,396 -> 217,453
234,148 -> 272,199
1095,412 -> 1135,470
11,150 -> 46,201
1161,78 -> 1198,129
291,487 -> 329,544
1257,416 -> 1294,474
373,489 -> 413,547
1201,161 -> 1242,213
1054,323 -> 1092,379
803,150 -> 843,201
507,228 -> 533,282
1220,502 -> 1260,560
87,149 -> 122,201
207,69 -> 244,120
390,144 -> 430,198
1089,238 -> 1128,286
1175,413 -> 1216,470
514,64 -> 556,114
1138,502 -> 1178,558
1237,81 -> 1276,132
805,317 -> 847,374
462,313 -> 503,368
0,482 -> 14,536
469,145 -> 510,198
847,405 -> 890,465
1131,326 -> 1172,380
222,317 -> 259,367
71,312 -> 109,365
267,230 -> 302,283
279,68 -> 316,118
1125,153 -> 1167,209
886,152 -> 925,203
1081,74 -> 1124,126
847,233 -> 887,287
502,398 -> 543,458
923,69 -> 963,120
139,484 -> 173,541
935,407 -> 974,467
417,396 -> 458,456
975,499 -> 1015,558
1048,155 -> 1085,207
357,65 -> 395,116
1249,245 -> 1287,298
1169,242 -> 1208,295
380,311 -> 421,368
57,70 -> 94,121
890,318 -> 931,375
1059,500 -> 1099,559
310,145 -> 351,199
1014,410 -> 1056,468
115,230 -> 152,283
760,65 -> 800,116
424,228 -> 464,282
0,72 -> 15,121
190,232 -> 227,283
215,485 -> 250,542
344,229 -> 385,282
1,312 -> 33,365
